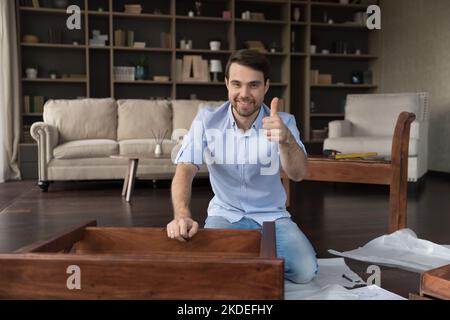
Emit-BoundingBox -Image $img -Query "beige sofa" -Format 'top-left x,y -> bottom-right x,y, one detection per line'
30,98 -> 224,191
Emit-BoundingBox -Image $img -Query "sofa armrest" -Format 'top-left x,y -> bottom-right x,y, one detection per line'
30,122 -> 59,181
328,120 -> 352,138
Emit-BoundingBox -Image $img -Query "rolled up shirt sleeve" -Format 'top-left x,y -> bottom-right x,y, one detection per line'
174,110 -> 206,169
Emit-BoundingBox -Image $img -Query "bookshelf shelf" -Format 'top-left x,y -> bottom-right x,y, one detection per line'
310,84 -> 378,88
235,18 -> 286,25
176,82 -> 225,86
19,7 -> 85,14
310,22 -> 368,29
112,12 -> 172,20
310,1 -> 369,9
88,46 -> 111,50
87,11 -> 110,16
21,43 -> 87,49
114,47 -> 172,52
176,16 -> 231,23
310,113 -> 344,118
22,78 -> 87,83
311,53 -> 378,60
176,49 -> 232,55
114,80 -> 173,85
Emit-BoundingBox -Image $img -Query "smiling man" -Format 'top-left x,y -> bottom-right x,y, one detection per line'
167,49 -> 318,283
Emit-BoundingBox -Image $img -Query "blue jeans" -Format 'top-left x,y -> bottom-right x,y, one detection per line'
204,216 -> 318,284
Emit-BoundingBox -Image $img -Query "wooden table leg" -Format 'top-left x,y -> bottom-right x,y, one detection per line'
389,161 -> 408,233
121,160 -> 131,197
126,159 -> 139,203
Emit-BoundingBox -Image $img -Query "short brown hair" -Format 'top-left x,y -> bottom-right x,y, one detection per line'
225,49 -> 270,84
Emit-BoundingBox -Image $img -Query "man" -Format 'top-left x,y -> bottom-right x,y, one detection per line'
167,49 -> 318,283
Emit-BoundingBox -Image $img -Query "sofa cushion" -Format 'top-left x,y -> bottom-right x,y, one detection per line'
323,136 -> 418,157
172,100 -> 225,141
119,139 -> 178,157
172,100 -> 225,131
53,139 -> 119,159
44,98 -> 117,142
117,99 -> 172,141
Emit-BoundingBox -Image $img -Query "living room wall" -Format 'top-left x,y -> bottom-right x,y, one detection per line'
379,0 -> 450,173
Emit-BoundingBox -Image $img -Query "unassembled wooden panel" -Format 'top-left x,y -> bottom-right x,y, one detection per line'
74,227 -> 261,256
420,264 -> 450,300
0,253 -> 284,300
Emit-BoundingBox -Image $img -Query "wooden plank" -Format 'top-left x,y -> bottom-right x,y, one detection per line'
388,112 -> 416,233
0,253 -> 283,299
305,160 -> 392,185
15,220 -> 97,253
74,227 -> 261,255
420,264 -> 450,300
260,222 -> 276,258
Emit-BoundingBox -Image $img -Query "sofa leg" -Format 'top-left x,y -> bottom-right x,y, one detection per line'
38,181 -> 50,192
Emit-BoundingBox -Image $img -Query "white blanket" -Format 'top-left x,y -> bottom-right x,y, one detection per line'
328,228 -> 450,273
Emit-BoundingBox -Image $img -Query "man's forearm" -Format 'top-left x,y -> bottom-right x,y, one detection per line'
279,132 -> 308,181
171,165 -> 196,219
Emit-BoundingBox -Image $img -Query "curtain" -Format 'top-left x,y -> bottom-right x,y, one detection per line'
0,0 -> 21,182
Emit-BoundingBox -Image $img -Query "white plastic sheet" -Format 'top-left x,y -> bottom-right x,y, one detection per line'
328,228 -> 450,273
284,258 -> 407,300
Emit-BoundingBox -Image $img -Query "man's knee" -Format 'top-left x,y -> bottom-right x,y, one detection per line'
285,255 -> 318,284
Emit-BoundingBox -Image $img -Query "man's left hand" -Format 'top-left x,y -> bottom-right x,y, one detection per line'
262,97 -> 291,144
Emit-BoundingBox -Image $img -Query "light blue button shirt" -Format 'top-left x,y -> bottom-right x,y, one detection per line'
175,101 -> 307,225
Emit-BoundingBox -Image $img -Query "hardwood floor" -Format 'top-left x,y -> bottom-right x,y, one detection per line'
0,173 -> 449,298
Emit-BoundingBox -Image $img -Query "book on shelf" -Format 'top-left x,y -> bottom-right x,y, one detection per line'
127,31 -> 134,47
32,0 -> 40,8
114,29 -> 136,47
175,59 -> 182,82
23,95 -> 46,113
22,125 -> 34,143
180,55 -> 210,82
160,32 -> 171,49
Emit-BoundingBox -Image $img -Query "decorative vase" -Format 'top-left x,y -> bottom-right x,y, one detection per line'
293,8 -> 300,22
135,65 -> 146,80
53,0 -> 69,9
154,143 -> 163,157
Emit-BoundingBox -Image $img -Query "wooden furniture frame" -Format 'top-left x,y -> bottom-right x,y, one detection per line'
281,112 -> 415,232
0,220 -> 284,300
418,264 -> 450,300
304,112 -> 416,233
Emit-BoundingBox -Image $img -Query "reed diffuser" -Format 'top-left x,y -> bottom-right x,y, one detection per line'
152,129 -> 167,157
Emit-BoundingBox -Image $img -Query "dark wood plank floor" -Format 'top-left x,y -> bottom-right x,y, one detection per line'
1,173 -> 449,299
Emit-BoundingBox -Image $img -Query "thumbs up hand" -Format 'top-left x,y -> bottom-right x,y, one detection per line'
262,97 -> 291,144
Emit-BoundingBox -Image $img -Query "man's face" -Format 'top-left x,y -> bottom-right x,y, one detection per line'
225,63 -> 269,118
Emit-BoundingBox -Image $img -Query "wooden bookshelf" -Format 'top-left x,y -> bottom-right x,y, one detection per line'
17,0 -> 379,146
